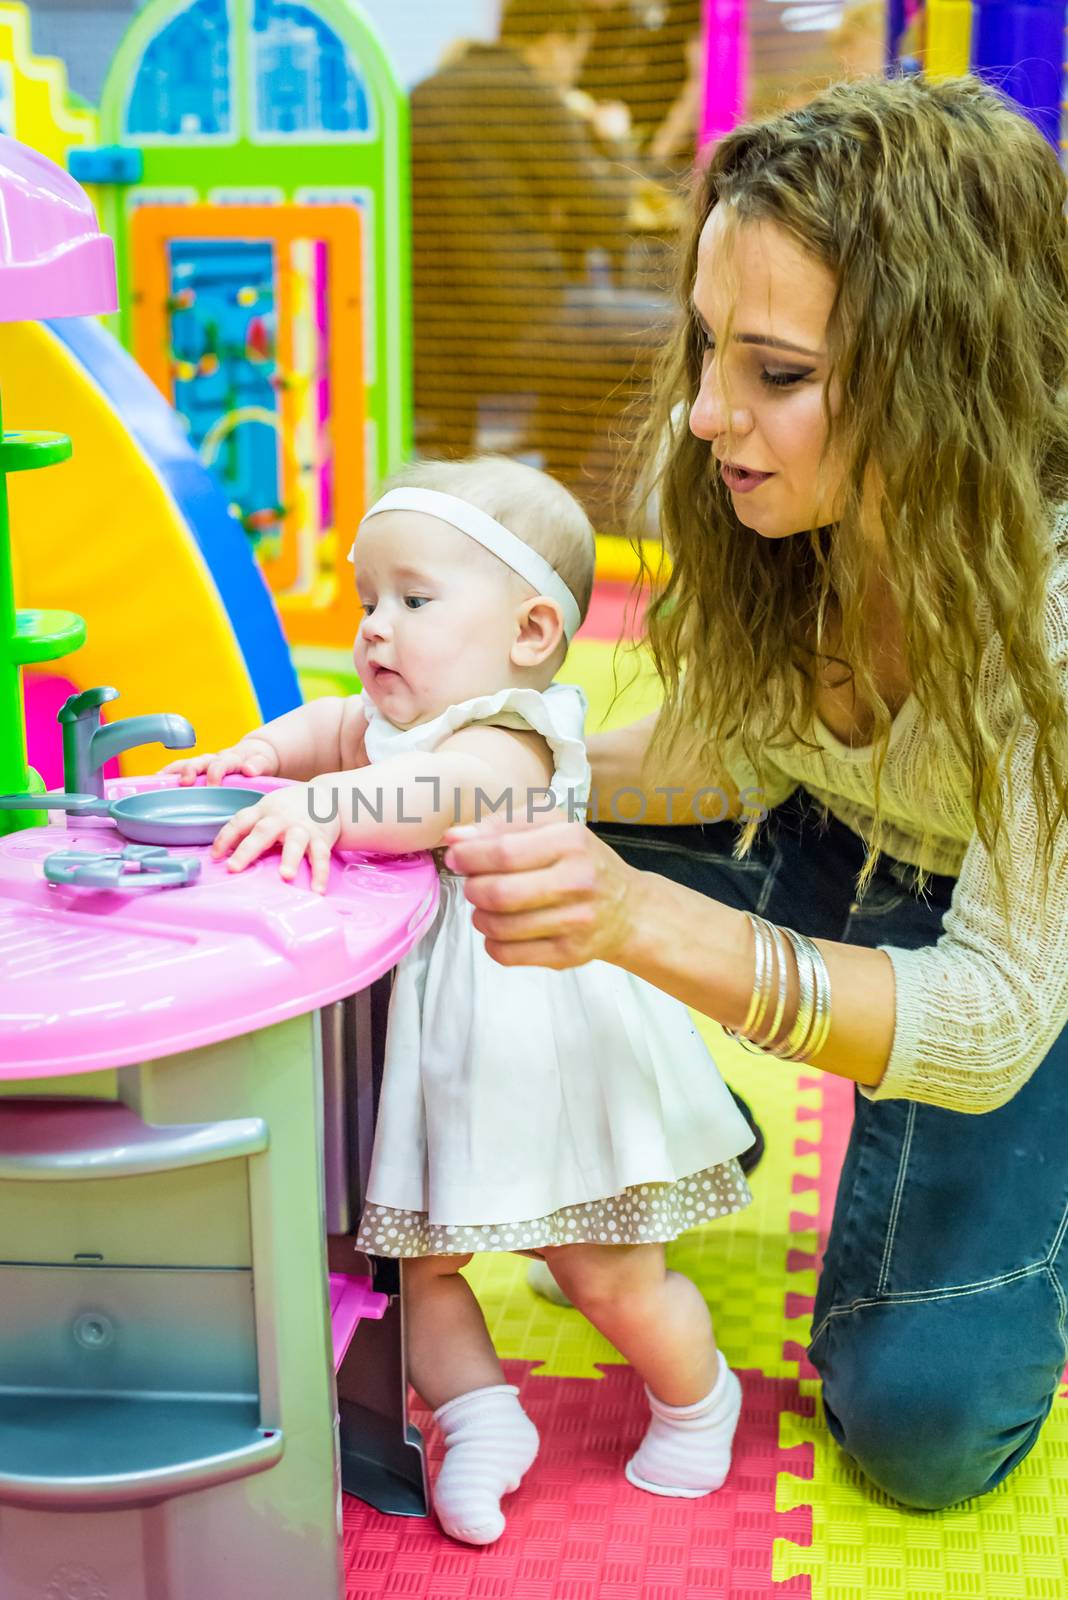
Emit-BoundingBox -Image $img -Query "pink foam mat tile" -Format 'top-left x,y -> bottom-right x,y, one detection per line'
784,1071 -> 855,1378
343,1361 -> 813,1599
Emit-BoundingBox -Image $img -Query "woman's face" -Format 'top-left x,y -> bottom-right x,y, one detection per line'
689,208 -> 845,540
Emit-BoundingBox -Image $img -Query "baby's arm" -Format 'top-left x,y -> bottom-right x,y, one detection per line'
327,724 -> 555,853
166,695 -> 368,785
211,723 -> 555,888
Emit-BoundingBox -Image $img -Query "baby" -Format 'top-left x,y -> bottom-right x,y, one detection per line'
170,456 -> 755,1545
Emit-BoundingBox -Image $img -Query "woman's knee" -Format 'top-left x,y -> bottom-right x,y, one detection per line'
811,1311 -> 1054,1511
819,1368 -> 994,1508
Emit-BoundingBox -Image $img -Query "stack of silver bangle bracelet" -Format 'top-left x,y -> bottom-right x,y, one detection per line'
728,912 -> 833,1062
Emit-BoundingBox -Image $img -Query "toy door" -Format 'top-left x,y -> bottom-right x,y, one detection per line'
132,203 -> 364,650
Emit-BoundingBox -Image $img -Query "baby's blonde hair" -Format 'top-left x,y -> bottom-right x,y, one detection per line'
382,455 -> 596,623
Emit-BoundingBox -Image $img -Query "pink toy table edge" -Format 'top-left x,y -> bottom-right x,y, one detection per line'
0,776 -> 439,1077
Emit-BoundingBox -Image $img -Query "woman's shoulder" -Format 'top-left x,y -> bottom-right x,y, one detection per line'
971,508 -> 1068,732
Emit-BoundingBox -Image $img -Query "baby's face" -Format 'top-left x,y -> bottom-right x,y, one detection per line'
351,510 -> 533,727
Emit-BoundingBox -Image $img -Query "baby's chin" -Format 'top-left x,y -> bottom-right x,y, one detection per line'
364,668 -> 540,729
364,678 -> 448,731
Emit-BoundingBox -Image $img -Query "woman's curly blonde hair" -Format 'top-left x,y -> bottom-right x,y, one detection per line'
635,73 -> 1068,899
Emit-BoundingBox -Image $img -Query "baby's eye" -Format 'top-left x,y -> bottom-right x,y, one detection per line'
360,600 -> 376,615
404,596 -> 430,610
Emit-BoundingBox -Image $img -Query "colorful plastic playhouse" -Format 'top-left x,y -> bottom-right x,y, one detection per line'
0,135 -> 437,1600
0,7 -> 304,785
0,135 -> 112,829
86,0 -> 411,659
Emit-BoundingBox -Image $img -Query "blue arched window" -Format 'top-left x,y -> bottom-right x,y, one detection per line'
126,0 -> 233,138
252,0 -> 372,138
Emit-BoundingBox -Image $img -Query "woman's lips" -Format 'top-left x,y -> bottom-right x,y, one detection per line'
721,463 -> 773,494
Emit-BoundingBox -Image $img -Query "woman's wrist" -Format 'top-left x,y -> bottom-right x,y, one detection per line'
613,867 -> 886,1083
613,866 -> 756,1032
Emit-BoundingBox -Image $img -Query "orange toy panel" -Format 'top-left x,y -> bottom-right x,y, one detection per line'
131,205 -> 365,650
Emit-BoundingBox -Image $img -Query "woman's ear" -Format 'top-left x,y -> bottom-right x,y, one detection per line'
511,597 -> 566,668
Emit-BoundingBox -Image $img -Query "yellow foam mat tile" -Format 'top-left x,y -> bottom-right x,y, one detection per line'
464,1025 -> 821,1381
775,1380 -> 1068,1598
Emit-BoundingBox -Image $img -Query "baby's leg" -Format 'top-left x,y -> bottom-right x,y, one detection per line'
541,1242 -> 742,1496
542,1241 -> 717,1401
405,1254 -> 539,1544
405,1252 -> 505,1408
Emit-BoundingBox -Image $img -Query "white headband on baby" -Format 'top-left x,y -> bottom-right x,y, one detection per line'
348,486 -> 582,642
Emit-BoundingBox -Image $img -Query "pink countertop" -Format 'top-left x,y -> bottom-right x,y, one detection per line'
0,779 -> 439,1079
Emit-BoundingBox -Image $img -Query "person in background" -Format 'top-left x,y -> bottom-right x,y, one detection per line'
579,0 -> 704,167
410,0 -> 668,527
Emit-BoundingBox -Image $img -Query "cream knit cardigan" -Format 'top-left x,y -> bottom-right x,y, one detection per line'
726,510 -> 1068,1114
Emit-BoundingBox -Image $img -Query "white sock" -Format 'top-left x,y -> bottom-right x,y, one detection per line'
432,1384 -> 539,1545
625,1353 -> 742,1498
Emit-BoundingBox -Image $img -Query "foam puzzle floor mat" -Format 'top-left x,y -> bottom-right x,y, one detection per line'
341,629 -> 1068,1599
342,1020 -> 1068,1600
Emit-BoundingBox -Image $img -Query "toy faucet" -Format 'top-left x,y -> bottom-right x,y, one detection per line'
0,135 -> 117,835
58,686 -> 195,798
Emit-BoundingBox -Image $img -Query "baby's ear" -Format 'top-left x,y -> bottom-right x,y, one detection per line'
512,597 -> 565,667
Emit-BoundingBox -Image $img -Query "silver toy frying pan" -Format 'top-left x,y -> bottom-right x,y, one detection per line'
0,786 -> 263,847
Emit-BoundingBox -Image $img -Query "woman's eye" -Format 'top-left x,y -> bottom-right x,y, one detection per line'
404,596 -> 430,610
762,368 -> 813,388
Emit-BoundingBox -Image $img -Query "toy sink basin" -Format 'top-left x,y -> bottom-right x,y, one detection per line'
0,786 -> 262,846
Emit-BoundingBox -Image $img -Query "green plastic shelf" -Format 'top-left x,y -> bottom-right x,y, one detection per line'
0,432 -> 72,473
12,609 -> 86,666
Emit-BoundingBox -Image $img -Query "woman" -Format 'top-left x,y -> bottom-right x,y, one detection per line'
443,74 -> 1068,1511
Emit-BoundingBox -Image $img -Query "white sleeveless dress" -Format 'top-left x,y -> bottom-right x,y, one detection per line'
354,682 -> 753,1257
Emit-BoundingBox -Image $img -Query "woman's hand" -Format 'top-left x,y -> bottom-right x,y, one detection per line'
442,811 -> 644,970
163,737 -> 280,787
211,784 -> 340,893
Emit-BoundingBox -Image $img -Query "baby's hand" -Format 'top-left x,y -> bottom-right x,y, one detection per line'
162,737 -> 280,787
210,784 -> 340,894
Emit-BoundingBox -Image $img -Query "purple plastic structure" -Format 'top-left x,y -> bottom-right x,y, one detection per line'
700,0 -> 747,150
330,1273 -> 388,1372
972,0 -> 1066,147
0,135 -> 117,320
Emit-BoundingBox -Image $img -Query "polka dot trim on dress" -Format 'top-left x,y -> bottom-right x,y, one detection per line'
354,1160 -> 752,1258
